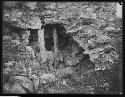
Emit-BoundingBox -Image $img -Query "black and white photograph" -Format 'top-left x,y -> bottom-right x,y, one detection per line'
0,96 -> 20,97
2,1 -> 122,94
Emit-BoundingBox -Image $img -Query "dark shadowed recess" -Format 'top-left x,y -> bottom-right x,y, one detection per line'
42,23 -> 73,51
27,28 -> 38,45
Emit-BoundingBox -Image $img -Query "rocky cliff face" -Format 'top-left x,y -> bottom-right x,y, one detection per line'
3,1 -> 121,70
2,2 -> 122,94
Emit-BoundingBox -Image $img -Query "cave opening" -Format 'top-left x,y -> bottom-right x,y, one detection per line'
43,23 -> 71,51
27,23 -> 86,59
28,28 -> 38,45
27,23 -> 71,52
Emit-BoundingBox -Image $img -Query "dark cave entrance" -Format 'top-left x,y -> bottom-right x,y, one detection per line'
28,29 -> 38,45
43,23 -> 70,51
27,23 -> 70,51
28,23 -> 86,59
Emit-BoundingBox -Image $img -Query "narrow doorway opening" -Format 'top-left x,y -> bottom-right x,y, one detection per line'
43,23 -> 69,51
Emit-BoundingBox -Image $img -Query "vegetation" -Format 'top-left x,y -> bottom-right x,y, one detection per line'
2,2 -> 122,94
